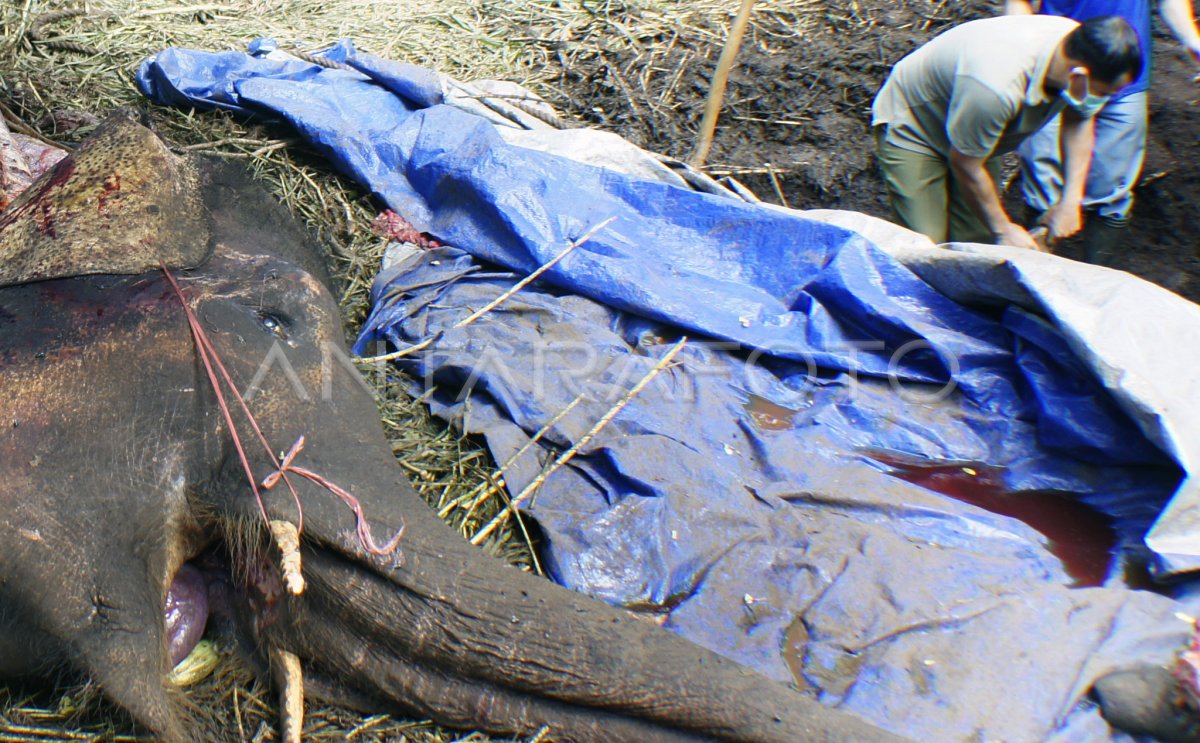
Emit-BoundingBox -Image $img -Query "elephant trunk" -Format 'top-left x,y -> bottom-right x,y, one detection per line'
234,454 -> 904,743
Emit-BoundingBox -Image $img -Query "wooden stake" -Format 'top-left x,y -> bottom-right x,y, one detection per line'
269,519 -> 305,595
689,0 -> 757,168
270,647 -> 304,743
470,337 -> 688,545
355,217 -> 617,365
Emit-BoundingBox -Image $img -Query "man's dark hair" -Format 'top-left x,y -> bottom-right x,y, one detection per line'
1064,15 -> 1142,84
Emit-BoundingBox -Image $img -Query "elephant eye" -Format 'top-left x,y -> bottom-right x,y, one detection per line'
257,310 -> 290,339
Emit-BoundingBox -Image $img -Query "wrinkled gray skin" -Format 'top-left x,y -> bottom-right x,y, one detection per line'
0,113 -> 906,742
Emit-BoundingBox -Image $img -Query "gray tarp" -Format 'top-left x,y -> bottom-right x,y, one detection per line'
810,209 -> 1200,576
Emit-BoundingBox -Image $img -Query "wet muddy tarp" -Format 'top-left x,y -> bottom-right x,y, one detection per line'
139,41 -> 1200,741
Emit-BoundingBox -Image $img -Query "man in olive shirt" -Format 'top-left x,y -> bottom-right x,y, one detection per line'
872,15 -> 1141,249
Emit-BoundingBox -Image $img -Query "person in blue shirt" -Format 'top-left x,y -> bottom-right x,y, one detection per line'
1006,0 -> 1200,264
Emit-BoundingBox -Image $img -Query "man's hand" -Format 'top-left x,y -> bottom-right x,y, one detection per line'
948,148 -> 1026,246
1040,199 -> 1085,240
993,221 -> 1043,251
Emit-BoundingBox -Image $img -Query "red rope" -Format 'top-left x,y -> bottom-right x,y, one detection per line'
262,436 -> 405,556
161,262 -> 403,556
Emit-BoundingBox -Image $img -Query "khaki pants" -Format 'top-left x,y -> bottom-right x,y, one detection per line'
874,128 -> 1000,244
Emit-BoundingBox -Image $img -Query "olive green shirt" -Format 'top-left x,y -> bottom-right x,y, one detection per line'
872,15 -> 1077,159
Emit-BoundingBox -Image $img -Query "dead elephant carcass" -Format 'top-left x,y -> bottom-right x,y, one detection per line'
0,112 -> 901,742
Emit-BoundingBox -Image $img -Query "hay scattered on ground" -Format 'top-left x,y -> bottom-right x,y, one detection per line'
487,0 -> 969,208
486,0 -> 825,162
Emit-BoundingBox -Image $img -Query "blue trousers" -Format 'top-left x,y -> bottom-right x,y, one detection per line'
1016,91 -> 1147,223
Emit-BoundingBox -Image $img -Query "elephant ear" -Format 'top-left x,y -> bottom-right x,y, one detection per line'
0,110 -> 210,288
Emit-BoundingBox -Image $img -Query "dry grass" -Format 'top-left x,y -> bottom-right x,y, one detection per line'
465,0 -> 826,166
0,0 -> 824,740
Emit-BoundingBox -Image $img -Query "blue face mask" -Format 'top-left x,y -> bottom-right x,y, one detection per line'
1060,69 -> 1110,117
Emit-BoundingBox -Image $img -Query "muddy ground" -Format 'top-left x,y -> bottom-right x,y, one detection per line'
541,0 -> 1200,303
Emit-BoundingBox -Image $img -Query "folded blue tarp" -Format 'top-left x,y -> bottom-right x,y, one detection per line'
139,41 -> 1196,741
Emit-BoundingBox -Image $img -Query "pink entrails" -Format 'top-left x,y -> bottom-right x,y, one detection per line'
1175,619 -> 1200,713
370,209 -> 442,249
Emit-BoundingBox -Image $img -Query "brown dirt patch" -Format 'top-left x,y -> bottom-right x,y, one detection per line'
536,0 -> 1200,302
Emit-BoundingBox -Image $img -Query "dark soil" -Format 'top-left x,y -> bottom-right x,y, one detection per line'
543,0 -> 1200,303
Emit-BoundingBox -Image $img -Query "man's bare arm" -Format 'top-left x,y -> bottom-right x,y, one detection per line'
1161,0 -> 1200,62
1040,108 -> 1094,239
948,148 -> 1041,249
1004,1 -> 1038,14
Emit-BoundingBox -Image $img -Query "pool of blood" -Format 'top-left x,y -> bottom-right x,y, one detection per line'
876,457 -> 1117,588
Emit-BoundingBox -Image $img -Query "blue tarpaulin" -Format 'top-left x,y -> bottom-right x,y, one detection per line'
138,40 -> 1200,741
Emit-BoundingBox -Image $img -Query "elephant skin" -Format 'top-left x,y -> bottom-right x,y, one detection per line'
0,111 -> 903,742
